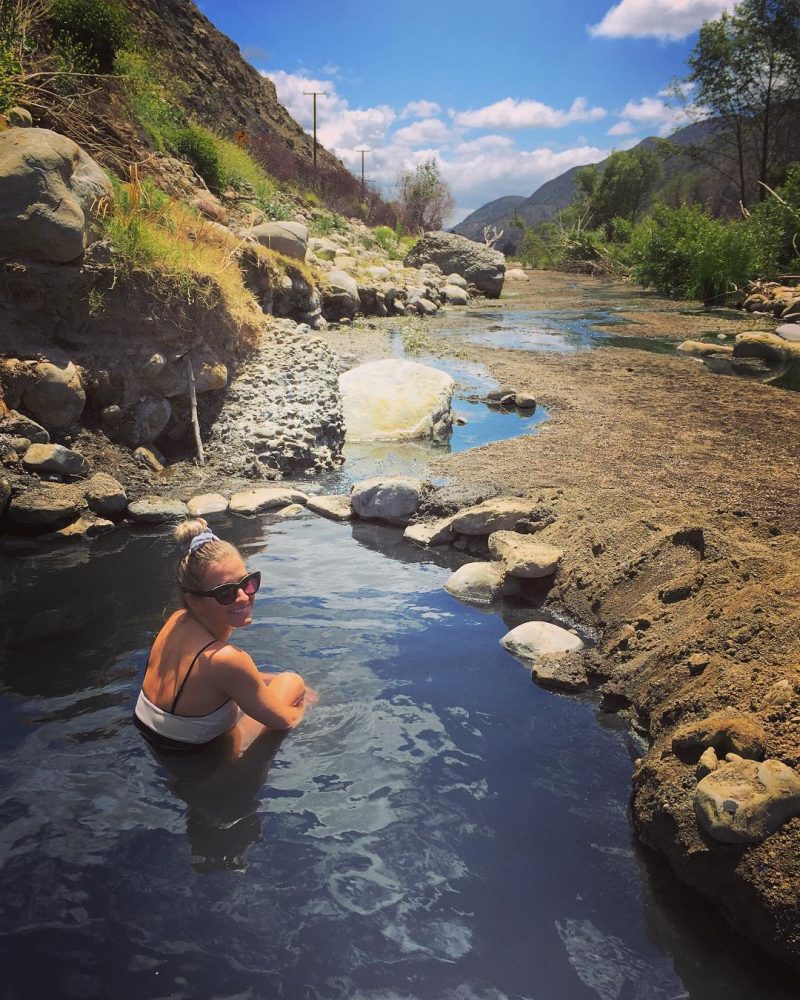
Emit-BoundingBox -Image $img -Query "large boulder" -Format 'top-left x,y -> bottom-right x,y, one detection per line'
322,269 -> 361,321
404,232 -> 505,297
444,562 -> 520,605
695,756 -> 800,844
8,484 -> 82,527
251,221 -> 308,260
449,498 -> 538,536
22,443 -> 89,477
734,331 -> 797,361
0,127 -> 114,263
85,472 -> 127,517
351,476 -> 425,525
340,359 -> 454,442
22,361 -> 85,429
488,531 -> 563,578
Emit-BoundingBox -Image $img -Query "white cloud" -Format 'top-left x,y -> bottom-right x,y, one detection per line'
619,95 -> 693,134
589,0 -> 736,41
394,118 -> 452,147
453,135 -> 515,155
400,99 -> 442,119
452,96 -> 606,130
608,120 -> 634,136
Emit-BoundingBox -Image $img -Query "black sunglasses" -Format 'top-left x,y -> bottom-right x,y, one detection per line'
184,571 -> 261,606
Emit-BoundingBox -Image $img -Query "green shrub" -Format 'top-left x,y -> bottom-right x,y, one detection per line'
748,164 -> 800,274
170,125 -> 225,194
114,49 -> 181,150
629,204 -> 767,300
312,212 -> 348,236
49,0 -> 131,72
0,41 -> 19,112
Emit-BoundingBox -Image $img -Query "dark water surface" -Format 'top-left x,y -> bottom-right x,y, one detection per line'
0,513 -> 795,1000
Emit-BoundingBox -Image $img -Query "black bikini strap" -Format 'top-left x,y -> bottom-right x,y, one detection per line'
170,639 -> 218,714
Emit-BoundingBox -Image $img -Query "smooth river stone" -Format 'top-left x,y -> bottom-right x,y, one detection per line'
351,476 -> 425,525
339,359 -> 454,442
403,517 -> 456,546
449,498 -> 536,536
9,485 -> 82,527
775,323 -> 800,342
228,487 -> 309,516
187,493 -> 229,518
695,755 -> 800,843
22,442 -> 89,477
677,340 -> 734,356
306,494 -> 353,521
127,497 -> 189,523
500,621 -> 585,663
444,562 -> 520,605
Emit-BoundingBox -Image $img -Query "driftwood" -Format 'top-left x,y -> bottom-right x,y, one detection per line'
184,356 -> 205,465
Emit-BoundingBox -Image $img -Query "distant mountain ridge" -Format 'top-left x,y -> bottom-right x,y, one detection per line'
453,120 -> 721,253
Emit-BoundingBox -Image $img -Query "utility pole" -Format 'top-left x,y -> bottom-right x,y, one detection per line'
303,90 -> 325,177
356,147 -> 370,200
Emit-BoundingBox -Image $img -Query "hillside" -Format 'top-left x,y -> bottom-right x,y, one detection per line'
454,120 -> 724,253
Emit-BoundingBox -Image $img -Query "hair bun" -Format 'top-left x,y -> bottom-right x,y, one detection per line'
173,517 -> 209,549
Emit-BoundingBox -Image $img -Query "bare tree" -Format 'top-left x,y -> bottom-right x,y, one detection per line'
396,157 -> 454,233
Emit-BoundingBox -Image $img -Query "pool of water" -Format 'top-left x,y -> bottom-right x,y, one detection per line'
0,516 -> 794,999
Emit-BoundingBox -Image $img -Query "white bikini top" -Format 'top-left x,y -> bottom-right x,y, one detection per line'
134,689 -> 241,744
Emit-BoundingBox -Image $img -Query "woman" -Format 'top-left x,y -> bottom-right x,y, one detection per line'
134,517 -> 312,751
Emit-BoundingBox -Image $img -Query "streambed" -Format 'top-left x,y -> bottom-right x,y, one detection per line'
1,292 -> 798,998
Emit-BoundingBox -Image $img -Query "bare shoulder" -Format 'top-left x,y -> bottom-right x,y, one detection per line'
204,642 -> 257,675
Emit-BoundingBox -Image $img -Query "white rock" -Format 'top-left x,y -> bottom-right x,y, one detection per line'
340,359 -> 454,442
403,517 -> 456,546
695,757 -> 800,843
488,531 -> 563,578
444,562 -> 520,605
500,621 -> 585,663
505,268 -> 528,280
351,476 -> 425,525
449,498 -> 535,536
445,273 -> 468,288
274,503 -> 306,518
187,493 -> 229,518
443,284 -> 469,305
228,487 -> 309,516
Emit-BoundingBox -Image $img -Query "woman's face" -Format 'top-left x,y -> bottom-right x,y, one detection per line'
188,552 -> 256,632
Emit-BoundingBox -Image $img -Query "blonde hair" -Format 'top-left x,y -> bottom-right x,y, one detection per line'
173,518 -> 241,604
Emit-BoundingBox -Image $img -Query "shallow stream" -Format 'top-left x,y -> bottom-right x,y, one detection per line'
0,313 -> 796,999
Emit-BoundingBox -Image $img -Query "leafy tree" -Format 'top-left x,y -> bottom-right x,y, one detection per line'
396,157 -> 454,233
687,0 -> 800,206
584,147 -> 663,229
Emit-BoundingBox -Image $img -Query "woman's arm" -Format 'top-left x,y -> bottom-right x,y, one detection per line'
209,646 -> 308,729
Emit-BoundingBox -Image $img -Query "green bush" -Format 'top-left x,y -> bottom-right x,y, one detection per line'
628,204 -> 768,300
114,49 -> 181,150
169,125 -> 225,194
49,0 -> 131,72
748,164 -> 800,274
0,41 -> 19,112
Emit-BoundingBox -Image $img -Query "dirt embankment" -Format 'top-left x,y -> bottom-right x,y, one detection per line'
329,271 -> 800,970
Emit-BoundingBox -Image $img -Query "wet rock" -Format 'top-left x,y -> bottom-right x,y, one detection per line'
532,651 -> 589,691
85,473 -> 127,517
251,220 -> 308,261
351,476 -> 425,525
340,359 -> 454,442
488,530 -> 563,578
0,127 -> 114,263
306,494 -> 353,521
41,514 -> 115,543
672,712 -> 767,762
15,606 -> 92,645
22,361 -> 85,429
404,232 -> 505,298
228,487 -> 309,516
500,621 -> 585,663
444,562 -> 519,605
418,482 -> 507,519
127,496 -> 189,523
403,517 -> 456,546
187,493 -> 229,518
449,497 -> 538,536
514,392 -> 537,410
133,446 -> 165,474
0,410 -> 49,444
9,484 -> 82,527
695,756 -> 800,844
22,443 -> 89,477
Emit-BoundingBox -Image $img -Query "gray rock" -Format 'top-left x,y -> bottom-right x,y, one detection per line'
408,296 -> 439,315
322,269 -> 361,321
22,361 -> 85,429
500,621 -> 585,663
514,392 -> 537,410
444,561 -> 519,605
351,476 -> 426,525
251,221 -> 308,261
449,498 -> 537,536
22,442 -> 89,477
418,482 -> 506,519
127,497 -> 189,523
0,409 -> 49,443
443,284 -> 469,305
15,607 -> 92,645
488,531 -> 564,578
228,487 -> 309,516
9,485 -> 82,527
306,494 -> 353,521
7,107 -> 33,127
695,756 -> 800,843
187,492 -> 229,518
445,273 -> 468,289
775,323 -> 800,342
404,232 -> 505,298
85,472 -> 127,516
124,397 -> 171,446
0,127 -> 114,263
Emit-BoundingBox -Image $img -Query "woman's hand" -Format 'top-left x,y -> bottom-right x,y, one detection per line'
301,686 -> 318,707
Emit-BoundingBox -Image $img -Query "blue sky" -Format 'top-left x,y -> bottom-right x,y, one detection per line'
195,0 -> 735,223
